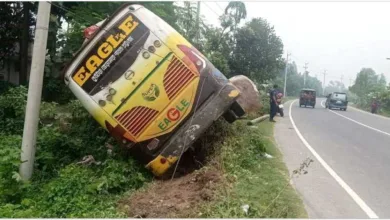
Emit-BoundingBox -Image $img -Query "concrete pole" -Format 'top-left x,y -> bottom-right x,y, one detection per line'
196,1 -> 200,44
322,70 -> 327,96
20,1 -> 51,180
283,52 -> 290,96
303,62 -> 308,87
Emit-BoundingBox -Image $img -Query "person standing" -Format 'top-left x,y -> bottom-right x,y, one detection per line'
269,84 -> 278,122
371,99 -> 378,114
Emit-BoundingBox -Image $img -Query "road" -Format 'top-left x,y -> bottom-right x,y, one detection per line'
275,98 -> 390,218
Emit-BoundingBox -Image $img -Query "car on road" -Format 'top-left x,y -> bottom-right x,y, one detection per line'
299,89 -> 316,108
325,92 -> 348,111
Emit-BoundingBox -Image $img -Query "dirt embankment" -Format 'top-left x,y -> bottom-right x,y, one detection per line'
117,119 -> 230,218
118,165 -> 223,218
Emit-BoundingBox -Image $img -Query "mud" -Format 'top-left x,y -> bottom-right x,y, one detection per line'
118,166 -> 223,218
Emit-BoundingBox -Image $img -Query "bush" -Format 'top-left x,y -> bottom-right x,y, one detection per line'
0,157 -> 150,218
42,77 -> 75,105
0,84 -> 151,217
0,81 -> 16,95
0,134 -> 26,204
0,86 -> 28,135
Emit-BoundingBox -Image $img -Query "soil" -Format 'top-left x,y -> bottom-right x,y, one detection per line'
117,122 -> 227,218
117,166 -> 223,218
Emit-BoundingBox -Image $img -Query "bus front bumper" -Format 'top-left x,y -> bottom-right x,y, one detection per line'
145,83 -> 240,176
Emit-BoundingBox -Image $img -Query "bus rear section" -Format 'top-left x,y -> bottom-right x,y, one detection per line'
63,4 -> 245,176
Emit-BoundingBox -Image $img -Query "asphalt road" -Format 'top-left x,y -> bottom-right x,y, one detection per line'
275,98 -> 390,218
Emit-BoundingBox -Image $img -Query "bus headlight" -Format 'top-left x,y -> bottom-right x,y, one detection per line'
142,51 -> 150,59
154,40 -> 161,48
148,45 -> 156,53
98,100 -> 106,107
109,88 -> 116,95
106,94 -> 113,102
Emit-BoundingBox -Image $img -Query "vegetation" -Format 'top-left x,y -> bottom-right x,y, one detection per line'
199,120 -> 307,218
272,62 -> 323,97
0,1 -> 309,218
349,68 -> 390,115
0,85 -> 152,217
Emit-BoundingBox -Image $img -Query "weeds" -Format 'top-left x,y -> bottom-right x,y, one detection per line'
0,87 -> 151,217
200,120 -> 308,218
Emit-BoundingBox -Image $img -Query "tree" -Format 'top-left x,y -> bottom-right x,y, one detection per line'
224,1 -> 247,29
378,73 -> 387,89
228,18 -> 284,82
325,80 -> 346,94
350,68 -> 380,97
0,3 -> 22,66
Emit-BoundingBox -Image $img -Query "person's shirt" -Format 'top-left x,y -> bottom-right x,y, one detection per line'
269,89 -> 276,103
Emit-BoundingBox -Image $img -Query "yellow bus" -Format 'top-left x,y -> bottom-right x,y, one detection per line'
63,4 -> 245,176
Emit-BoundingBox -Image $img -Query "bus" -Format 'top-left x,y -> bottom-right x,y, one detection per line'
63,4 -> 245,176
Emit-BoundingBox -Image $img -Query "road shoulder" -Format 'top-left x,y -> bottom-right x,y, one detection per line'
274,100 -> 367,218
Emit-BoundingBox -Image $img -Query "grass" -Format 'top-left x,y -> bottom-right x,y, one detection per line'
199,120 -> 307,218
350,103 -> 390,118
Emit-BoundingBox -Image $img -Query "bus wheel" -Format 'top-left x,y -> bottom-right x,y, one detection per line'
223,110 -> 238,124
230,101 -> 246,117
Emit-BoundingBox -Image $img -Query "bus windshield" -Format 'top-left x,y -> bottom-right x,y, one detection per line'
71,13 -> 149,96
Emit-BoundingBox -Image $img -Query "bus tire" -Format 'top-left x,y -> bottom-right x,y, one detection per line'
223,110 -> 237,124
230,101 -> 246,117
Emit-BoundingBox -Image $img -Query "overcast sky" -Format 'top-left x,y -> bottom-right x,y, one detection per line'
199,1 -> 390,87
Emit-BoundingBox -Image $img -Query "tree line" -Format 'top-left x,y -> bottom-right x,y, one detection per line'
0,1 -> 325,99
349,68 -> 390,114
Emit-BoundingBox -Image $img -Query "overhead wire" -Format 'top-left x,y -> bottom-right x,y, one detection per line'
215,2 -> 225,13
202,2 -> 221,17
48,1 -> 176,63
47,1 -> 104,24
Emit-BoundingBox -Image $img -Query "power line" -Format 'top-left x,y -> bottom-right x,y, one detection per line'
202,2 -> 221,17
47,1 -> 104,25
48,2 -> 173,62
303,62 -> 308,87
283,52 -> 291,96
215,2 -> 225,13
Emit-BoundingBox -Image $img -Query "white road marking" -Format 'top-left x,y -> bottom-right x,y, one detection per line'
320,100 -> 390,137
289,99 -> 379,218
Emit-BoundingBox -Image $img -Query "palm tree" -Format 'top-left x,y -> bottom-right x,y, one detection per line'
224,1 -> 247,25
215,1 -> 246,49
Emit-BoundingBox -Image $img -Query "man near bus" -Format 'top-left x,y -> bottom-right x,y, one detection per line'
269,84 -> 278,122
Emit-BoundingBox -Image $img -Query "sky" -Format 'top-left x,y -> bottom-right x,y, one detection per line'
199,1 -> 390,87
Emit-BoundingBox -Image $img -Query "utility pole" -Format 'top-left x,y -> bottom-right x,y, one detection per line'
19,1 -> 51,180
283,52 -> 290,96
303,62 -> 308,87
195,1 -> 201,45
322,70 -> 327,96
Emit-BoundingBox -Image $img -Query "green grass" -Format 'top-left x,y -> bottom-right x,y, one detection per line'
199,120 -> 307,218
350,103 -> 390,118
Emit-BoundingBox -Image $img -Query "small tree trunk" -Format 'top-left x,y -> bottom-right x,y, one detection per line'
7,58 -> 11,83
19,2 -> 30,85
